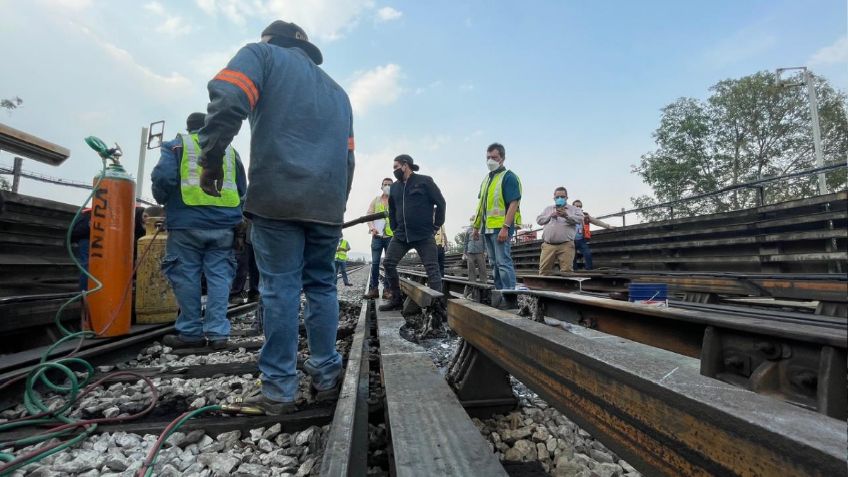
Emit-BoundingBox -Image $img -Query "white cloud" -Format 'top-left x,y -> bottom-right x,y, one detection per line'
39,0 -> 93,9
376,6 -> 402,22
194,0 -> 375,40
414,80 -> 442,95
143,1 -> 165,16
145,1 -> 192,37
348,64 -> 403,115
809,36 -> 848,66
460,81 -> 475,91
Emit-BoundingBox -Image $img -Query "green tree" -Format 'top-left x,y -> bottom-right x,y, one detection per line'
1,96 -> 23,113
633,71 -> 847,221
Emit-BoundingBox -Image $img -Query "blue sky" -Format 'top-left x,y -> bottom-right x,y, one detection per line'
1,0 -> 846,255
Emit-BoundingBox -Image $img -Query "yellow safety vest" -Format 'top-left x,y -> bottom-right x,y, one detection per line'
335,239 -> 349,261
474,169 -> 522,230
179,133 -> 240,207
372,197 -> 393,237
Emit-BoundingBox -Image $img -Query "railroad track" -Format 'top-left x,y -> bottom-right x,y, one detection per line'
397,267 -> 847,418
0,269 -> 374,476
388,270 -> 847,476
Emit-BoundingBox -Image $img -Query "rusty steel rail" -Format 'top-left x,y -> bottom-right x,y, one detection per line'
320,299 -> 371,477
519,272 -> 848,316
521,289 -> 847,418
448,299 -> 847,477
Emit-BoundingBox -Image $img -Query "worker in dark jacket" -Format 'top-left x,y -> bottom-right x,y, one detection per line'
196,20 -> 354,415
151,112 -> 247,351
379,154 -> 446,311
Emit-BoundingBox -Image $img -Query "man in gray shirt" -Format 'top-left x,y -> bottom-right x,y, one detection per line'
536,187 -> 583,275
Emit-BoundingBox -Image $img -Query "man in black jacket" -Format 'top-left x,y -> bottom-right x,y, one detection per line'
379,154 -> 446,311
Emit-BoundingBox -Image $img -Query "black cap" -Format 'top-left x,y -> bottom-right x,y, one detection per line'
186,112 -> 206,132
261,20 -> 323,65
394,154 -> 420,171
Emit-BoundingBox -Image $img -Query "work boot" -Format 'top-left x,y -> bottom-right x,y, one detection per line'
311,381 -> 341,403
378,298 -> 403,312
382,289 -> 393,300
363,288 -> 379,299
163,334 -> 204,349
241,392 -> 297,416
229,291 -> 247,305
209,338 -> 229,351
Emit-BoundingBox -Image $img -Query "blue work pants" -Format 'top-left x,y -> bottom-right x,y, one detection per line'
162,228 -> 235,341
483,232 -> 516,290
369,235 -> 392,289
250,217 -> 343,402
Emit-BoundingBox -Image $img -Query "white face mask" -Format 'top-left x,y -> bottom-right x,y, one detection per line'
486,159 -> 500,172
381,185 -> 391,195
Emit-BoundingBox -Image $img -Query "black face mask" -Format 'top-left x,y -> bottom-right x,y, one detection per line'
393,168 -> 404,181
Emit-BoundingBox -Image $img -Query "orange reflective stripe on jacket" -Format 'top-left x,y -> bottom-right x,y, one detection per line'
213,69 -> 259,108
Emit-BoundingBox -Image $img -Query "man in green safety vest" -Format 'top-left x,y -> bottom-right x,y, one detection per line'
364,177 -> 394,299
472,142 -> 522,309
151,112 -> 247,350
335,237 -> 352,286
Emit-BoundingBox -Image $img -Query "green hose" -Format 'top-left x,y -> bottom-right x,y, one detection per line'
0,137 -> 119,474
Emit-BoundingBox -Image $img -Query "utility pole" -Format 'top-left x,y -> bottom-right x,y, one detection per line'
136,126 -> 148,201
12,157 -> 22,193
776,67 -> 827,195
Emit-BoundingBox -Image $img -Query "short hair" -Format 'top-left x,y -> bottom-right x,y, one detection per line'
487,142 -> 505,159
554,187 -> 568,195
144,205 -> 165,217
382,177 -> 393,183
573,199 -> 583,206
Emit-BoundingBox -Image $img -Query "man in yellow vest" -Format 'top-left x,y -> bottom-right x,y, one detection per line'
472,142 -> 522,309
364,177 -> 394,299
335,236 -> 352,286
151,112 -> 247,349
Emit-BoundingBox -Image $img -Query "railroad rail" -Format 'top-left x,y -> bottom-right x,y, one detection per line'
390,272 -> 847,476
397,268 -> 847,418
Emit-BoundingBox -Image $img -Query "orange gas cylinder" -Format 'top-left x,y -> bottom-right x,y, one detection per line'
87,164 -> 135,337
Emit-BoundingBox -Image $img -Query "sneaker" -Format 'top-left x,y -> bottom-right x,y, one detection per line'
209,338 -> 229,351
163,334 -> 204,349
344,283 -> 353,287
241,392 -> 297,416
378,299 -> 403,312
312,382 -> 341,402
363,288 -> 379,299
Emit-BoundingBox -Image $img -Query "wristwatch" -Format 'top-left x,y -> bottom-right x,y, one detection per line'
502,224 -> 510,229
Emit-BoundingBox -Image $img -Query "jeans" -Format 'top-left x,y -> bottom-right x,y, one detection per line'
382,236 -> 442,297
76,239 -> 90,291
483,233 -> 516,290
231,242 -> 259,294
574,238 -> 593,270
335,260 -> 351,285
162,228 -> 235,341
251,217 -> 343,402
369,235 -> 392,289
437,245 -> 446,277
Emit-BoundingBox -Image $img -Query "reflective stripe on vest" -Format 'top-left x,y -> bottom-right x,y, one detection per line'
179,133 -> 240,207
372,197 -> 393,237
477,169 -> 522,230
335,239 -> 349,261
582,222 -> 592,240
